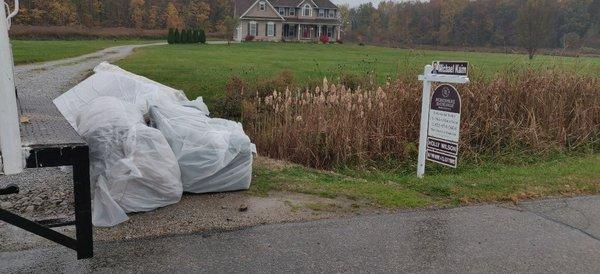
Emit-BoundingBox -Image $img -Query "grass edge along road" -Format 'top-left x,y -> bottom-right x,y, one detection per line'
10,39 -> 160,64
250,153 -> 600,209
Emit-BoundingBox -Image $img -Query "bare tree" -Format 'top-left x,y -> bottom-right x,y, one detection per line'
223,16 -> 240,45
517,0 -> 556,59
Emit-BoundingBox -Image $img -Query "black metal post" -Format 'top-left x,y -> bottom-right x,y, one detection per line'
0,208 -> 78,250
72,146 -> 93,259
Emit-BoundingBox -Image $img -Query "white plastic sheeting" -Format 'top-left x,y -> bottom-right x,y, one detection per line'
53,62 -> 254,226
77,97 -> 182,227
93,62 -> 210,115
53,63 -> 207,130
93,62 -> 189,104
150,102 -> 255,193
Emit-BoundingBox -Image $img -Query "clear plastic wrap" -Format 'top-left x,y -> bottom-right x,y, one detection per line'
149,102 -> 255,193
77,97 -> 182,227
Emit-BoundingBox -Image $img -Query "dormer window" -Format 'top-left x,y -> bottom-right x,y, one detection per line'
303,4 -> 311,16
328,9 -> 334,18
318,9 -> 324,17
259,1 -> 266,11
289,8 -> 295,16
279,7 -> 285,15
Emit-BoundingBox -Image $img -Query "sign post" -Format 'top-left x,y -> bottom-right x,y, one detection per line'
0,0 -> 23,175
416,61 -> 469,178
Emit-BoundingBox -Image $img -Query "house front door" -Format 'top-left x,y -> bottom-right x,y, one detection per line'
302,25 -> 309,38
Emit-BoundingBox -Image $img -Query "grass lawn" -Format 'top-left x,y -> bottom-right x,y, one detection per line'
10,39 -> 160,64
118,42 -> 600,105
251,153 -> 600,208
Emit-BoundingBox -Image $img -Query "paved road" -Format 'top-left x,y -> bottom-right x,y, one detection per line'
2,195 -> 600,273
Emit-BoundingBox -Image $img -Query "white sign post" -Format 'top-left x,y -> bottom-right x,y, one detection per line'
0,0 -> 23,175
416,62 -> 469,178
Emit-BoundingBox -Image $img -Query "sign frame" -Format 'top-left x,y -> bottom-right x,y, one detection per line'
416,63 -> 469,178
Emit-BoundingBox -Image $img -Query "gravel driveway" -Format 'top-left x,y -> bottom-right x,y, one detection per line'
0,43 -> 161,219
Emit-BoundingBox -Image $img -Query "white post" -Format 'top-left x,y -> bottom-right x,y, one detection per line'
297,24 -> 301,40
336,25 -> 340,40
0,0 -> 23,175
416,64 -> 469,178
235,24 -> 242,42
416,65 -> 432,178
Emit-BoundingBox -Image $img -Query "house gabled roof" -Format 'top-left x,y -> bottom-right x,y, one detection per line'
236,0 -> 285,20
270,0 -> 338,9
312,0 -> 338,9
296,0 -> 318,8
270,0 -> 299,7
234,0 -> 339,19
234,0 -> 255,17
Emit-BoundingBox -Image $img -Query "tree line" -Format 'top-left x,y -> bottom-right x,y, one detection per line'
9,0 -> 600,54
341,0 -> 600,53
12,0 -> 231,32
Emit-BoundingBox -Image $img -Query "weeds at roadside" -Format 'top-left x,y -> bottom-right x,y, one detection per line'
240,68 -> 599,169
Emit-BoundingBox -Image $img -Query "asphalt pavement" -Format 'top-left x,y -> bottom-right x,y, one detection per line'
2,195 -> 600,273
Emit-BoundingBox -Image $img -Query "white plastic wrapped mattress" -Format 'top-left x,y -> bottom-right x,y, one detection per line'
53,62 -> 209,129
77,97 -> 182,227
149,102 -> 255,193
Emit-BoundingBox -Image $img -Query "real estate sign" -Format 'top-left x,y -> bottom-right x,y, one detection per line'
426,84 -> 461,168
417,61 -> 468,177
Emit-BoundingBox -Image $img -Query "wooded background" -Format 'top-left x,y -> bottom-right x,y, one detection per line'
8,0 -> 600,50
343,0 -> 600,50
11,0 -> 230,32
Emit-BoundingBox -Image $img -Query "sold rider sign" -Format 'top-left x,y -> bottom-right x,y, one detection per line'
426,84 -> 461,168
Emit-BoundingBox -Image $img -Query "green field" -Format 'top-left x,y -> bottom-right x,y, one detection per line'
10,39 -> 159,64
118,42 -> 600,104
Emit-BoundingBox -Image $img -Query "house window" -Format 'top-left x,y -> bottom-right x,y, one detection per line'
328,9 -> 335,18
267,22 -> 275,36
289,8 -> 295,16
279,7 -> 285,15
249,21 -> 257,36
318,9 -> 324,17
303,4 -> 311,16
259,1 -> 266,11
327,26 -> 333,38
